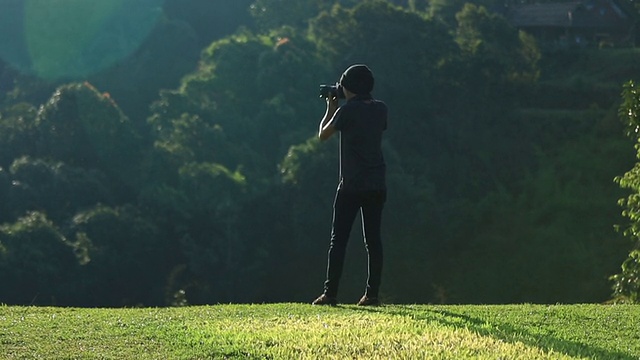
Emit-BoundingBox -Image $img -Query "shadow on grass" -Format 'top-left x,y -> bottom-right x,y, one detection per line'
352,305 -> 634,360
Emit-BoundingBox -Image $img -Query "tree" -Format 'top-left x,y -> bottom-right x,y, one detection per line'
69,204 -> 171,306
408,0 -> 429,12
35,82 -> 143,199
148,28 -> 324,178
454,3 -> 540,105
433,3 -> 539,199
0,102 -> 38,168
138,160 -> 258,304
277,138 -> 339,299
144,24 -> 333,302
448,126 -> 631,303
250,0 -> 326,31
0,0 -> 631,306
308,0 -> 455,193
428,0 -> 502,27
173,162 -> 256,303
165,0 -> 255,47
612,80 -> 640,303
0,212 -> 78,305
306,0 -> 540,302
306,0 -> 466,302
0,166 -> 9,223
7,156 -> 112,223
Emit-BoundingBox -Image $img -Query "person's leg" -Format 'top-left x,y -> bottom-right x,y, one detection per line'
322,190 -> 360,298
360,190 -> 386,299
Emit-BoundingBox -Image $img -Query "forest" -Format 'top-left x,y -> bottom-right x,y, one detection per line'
1,0 -> 640,306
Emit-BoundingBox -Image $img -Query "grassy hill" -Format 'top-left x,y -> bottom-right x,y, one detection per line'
1,303 -> 638,359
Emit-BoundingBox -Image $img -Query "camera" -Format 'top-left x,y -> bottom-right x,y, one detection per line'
319,83 -> 345,99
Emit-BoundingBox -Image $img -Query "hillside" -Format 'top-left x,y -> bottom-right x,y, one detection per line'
2,1 -> 640,307
533,48 -> 640,110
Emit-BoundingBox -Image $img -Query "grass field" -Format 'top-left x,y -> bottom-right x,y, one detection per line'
1,303 -> 639,359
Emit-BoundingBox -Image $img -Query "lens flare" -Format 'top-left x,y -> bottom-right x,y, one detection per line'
0,0 -> 163,80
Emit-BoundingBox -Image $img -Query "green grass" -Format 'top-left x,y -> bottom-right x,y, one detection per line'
1,303 -> 638,359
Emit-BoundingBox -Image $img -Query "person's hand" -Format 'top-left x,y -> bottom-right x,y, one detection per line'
326,95 -> 339,111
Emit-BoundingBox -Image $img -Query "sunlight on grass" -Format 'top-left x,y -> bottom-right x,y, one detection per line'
1,303 -> 638,359
181,307 -> 569,359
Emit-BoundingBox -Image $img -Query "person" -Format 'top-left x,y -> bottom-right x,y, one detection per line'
312,64 -> 388,306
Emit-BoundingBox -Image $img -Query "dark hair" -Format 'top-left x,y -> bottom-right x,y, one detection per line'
340,64 -> 374,94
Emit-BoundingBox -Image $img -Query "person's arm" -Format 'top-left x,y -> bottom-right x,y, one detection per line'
318,96 -> 339,141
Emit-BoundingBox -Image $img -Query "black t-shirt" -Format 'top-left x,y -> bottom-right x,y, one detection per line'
333,94 -> 388,192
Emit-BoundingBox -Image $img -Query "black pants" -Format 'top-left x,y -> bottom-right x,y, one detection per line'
323,189 -> 386,298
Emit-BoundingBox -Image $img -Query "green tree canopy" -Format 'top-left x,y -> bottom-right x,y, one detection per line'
0,212 -> 77,305
0,103 -> 38,168
69,204 -> 169,306
7,157 -> 111,223
613,80 -> 640,303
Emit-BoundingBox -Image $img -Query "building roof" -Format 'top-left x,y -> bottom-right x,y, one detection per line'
508,2 -> 581,27
506,0 -> 633,29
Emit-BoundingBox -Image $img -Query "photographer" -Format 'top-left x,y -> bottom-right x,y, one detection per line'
313,64 -> 388,306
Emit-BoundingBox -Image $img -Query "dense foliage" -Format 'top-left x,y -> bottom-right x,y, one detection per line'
612,81 -> 640,303
0,0 -> 637,306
